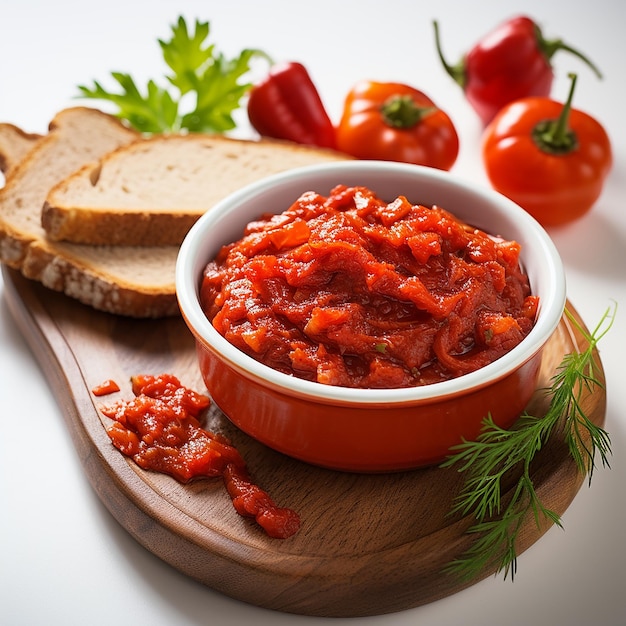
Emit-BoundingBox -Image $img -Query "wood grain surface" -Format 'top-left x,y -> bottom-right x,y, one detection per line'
2,265 -> 606,617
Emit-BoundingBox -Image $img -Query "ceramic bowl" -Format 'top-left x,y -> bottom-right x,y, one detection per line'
176,161 -> 566,472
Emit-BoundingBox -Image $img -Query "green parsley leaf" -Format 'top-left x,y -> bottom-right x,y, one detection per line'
77,16 -> 271,134
182,48 -> 268,133
159,16 -> 215,96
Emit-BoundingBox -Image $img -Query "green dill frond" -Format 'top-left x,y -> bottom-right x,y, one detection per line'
442,303 -> 616,581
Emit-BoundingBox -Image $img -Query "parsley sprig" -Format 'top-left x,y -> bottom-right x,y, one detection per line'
77,16 -> 271,134
441,304 -> 616,582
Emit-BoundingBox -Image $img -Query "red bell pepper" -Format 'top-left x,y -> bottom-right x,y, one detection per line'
482,73 -> 612,226
335,81 -> 459,171
434,16 -> 602,125
247,61 -> 336,149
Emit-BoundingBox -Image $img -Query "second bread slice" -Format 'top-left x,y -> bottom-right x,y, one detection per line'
43,133 -> 348,246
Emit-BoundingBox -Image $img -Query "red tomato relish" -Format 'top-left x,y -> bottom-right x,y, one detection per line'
201,185 -> 539,388
100,374 -> 300,539
91,379 -> 120,396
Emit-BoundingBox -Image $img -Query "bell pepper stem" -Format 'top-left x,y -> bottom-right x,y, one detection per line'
433,21 -> 466,89
553,73 -> 577,142
532,73 -> 579,155
536,24 -> 603,79
381,95 -> 436,129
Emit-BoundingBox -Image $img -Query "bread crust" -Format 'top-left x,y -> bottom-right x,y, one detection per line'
0,123 -> 41,177
21,240 -> 179,318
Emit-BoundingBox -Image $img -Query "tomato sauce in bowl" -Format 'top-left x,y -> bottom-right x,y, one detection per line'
176,161 -> 565,471
200,185 -> 538,389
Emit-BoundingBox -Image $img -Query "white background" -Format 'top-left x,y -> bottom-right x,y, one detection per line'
1,1 -> 625,625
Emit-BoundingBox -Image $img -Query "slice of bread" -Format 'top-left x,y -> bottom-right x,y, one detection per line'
0,108 -> 182,318
42,133 -> 348,246
0,123 -> 41,177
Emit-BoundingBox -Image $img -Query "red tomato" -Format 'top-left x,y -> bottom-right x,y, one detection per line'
335,81 -> 459,170
483,74 -> 612,226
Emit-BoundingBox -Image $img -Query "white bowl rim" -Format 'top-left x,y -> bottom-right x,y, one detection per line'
176,160 -> 566,405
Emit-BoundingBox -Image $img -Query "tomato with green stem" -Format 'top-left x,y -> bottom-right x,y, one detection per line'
336,81 -> 459,171
482,73 -> 612,226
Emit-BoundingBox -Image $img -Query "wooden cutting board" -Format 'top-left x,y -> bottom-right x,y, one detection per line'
2,265 -> 606,618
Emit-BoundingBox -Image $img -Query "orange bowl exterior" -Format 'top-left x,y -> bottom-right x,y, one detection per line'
192,331 -> 543,472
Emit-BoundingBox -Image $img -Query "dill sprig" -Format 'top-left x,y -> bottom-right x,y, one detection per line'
441,303 -> 616,582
